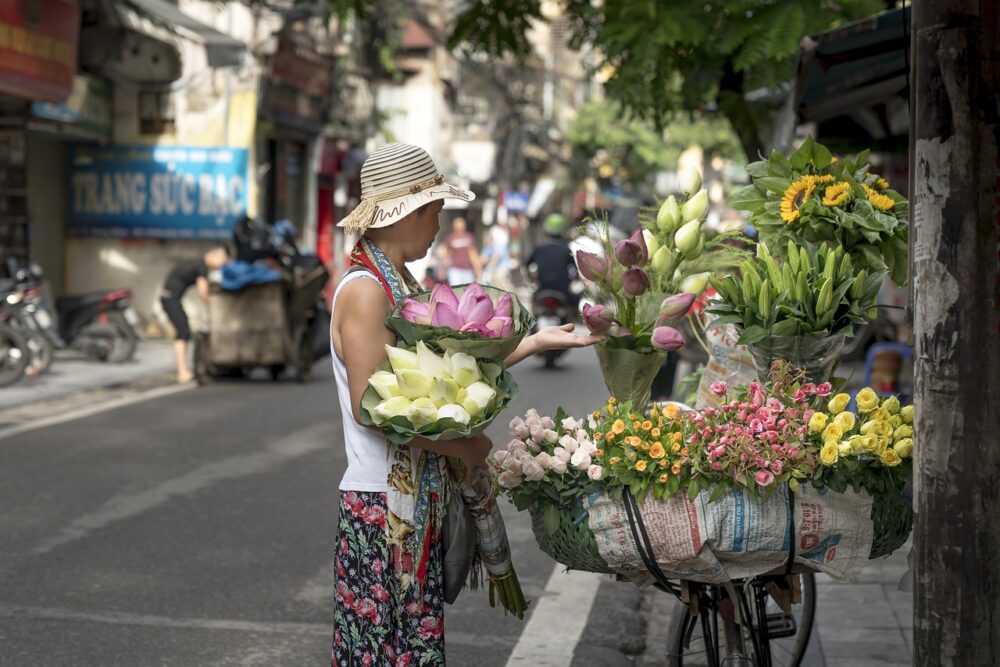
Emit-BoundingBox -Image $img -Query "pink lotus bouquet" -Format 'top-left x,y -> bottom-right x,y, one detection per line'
387,282 -> 534,361
402,283 -> 514,338
686,361 -> 824,501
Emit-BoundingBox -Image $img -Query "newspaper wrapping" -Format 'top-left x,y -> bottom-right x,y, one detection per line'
586,483 -> 874,585
696,320 -> 758,410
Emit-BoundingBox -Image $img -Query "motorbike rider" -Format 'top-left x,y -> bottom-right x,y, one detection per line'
526,213 -> 578,311
160,246 -> 230,383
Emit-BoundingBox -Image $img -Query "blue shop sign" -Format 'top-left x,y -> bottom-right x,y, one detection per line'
504,190 -> 529,214
67,145 -> 249,240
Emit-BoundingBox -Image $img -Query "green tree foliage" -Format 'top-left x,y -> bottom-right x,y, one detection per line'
447,0 -> 885,158
567,100 -> 743,187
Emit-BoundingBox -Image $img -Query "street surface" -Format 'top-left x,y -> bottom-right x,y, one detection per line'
0,346 -> 615,666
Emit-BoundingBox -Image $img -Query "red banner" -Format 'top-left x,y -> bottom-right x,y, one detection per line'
0,0 -> 80,103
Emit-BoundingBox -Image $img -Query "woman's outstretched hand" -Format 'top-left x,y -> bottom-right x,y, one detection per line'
532,323 -> 604,352
505,323 -> 603,367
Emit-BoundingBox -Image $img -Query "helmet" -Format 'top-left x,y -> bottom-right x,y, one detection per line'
543,213 -> 568,235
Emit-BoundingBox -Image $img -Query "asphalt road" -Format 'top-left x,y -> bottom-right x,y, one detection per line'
0,345 -> 615,667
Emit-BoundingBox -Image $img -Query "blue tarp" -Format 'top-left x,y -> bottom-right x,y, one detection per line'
218,261 -> 284,291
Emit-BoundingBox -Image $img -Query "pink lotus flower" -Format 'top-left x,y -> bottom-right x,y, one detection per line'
576,250 -> 610,282
431,302 -> 466,329
659,292 -> 696,320
614,236 -> 646,267
493,293 -> 513,319
401,298 -> 432,325
651,325 -> 685,351
582,303 -> 614,334
621,267 -> 649,298
484,316 -> 514,338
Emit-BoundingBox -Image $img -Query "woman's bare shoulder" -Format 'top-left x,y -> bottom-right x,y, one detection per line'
336,276 -> 390,320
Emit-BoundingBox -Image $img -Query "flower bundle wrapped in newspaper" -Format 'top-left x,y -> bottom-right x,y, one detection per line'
361,341 -> 517,444
387,282 -> 534,361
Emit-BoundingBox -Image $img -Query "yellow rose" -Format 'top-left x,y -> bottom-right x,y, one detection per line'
861,420 -> 893,438
872,406 -> 891,423
894,438 -> 913,458
822,423 -> 843,444
850,434 -> 878,454
901,405 -> 913,424
889,415 -> 902,429
894,425 -> 914,440
649,443 -> 666,459
827,393 -> 851,414
876,437 -> 891,454
838,441 -> 853,457
808,412 -> 829,433
635,459 -> 648,472
820,442 -> 839,466
882,395 -> 900,414
856,388 -> 879,413
880,449 -> 902,467
833,412 -> 856,433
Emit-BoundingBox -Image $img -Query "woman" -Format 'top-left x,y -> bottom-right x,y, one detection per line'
329,143 -> 600,666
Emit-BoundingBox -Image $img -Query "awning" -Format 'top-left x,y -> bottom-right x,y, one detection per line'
122,0 -> 246,68
794,7 -> 910,127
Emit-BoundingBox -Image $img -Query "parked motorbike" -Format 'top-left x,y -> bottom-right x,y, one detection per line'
1,285 -> 54,377
531,289 -> 573,369
8,262 -> 141,363
0,291 -> 30,386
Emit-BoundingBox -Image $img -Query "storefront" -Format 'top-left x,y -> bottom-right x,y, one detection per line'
258,30 -> 333,251
0,0 -> 80,269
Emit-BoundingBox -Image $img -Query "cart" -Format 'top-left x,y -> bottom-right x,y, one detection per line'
192,264 -> 329,384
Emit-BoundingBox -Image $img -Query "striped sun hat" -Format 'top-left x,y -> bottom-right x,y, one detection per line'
338,143 -> 475,231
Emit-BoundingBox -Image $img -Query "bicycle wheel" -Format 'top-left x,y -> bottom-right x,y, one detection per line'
666,573 -> 816,667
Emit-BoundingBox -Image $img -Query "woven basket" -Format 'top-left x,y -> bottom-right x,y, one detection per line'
529,501 -> 612,574
868,486 -> 913,559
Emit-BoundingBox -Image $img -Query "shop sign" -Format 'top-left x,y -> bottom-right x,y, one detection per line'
31,74 -> 112,140
0,0 -> 80,103
67,145 -> 248,240
503,190 -> 529,214
269,33 -> 332,98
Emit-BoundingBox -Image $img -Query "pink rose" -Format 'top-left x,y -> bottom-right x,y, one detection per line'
587,464 -> 604,481
767,398 -> 783,413
802,383 -> 817,394
816,382 -> 832,396
771,460 -> 784,475
710,381 -> 728,396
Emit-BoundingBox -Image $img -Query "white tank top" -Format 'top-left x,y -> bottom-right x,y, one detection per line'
331,270 -> 391,492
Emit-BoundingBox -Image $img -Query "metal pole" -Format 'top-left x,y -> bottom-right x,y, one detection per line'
911,1 -> 1000,664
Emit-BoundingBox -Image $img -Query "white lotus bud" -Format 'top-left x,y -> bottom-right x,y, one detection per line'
449,352 -> 482,387
407,397 -> 439,428
681,189 -> 709,222
678,166 -> 702,197
436,403 -> 471,425
368,371 -> 400,400
461,381 -> 497,418
415,340 -> 447,377
385,345 -> 419,371
657,195 -> 681,233
371,396 -> 413,424
429,377 -> 462,407
395,368 -> 434,399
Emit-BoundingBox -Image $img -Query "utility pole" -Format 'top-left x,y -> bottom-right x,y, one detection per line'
911,1 -> 1000,665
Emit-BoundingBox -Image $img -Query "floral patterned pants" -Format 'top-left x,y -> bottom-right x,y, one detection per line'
332,491 -> 445,667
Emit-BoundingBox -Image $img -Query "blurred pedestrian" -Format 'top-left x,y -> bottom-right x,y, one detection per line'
443,216 -> 481,285
480,224 -> 511,289
160,246 -> 230,383
526,213 -> 578,310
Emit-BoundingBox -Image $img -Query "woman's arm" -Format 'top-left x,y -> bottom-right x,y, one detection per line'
196,276 -> 210,301
504,323 -> 604,367
335,278 -> 492,469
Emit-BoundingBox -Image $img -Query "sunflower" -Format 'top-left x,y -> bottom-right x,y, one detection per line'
804,174 -> 834,185
875,176 -> 890,190
863,184 -> 895,211
822,181 -> 852,207
780,177 -> 815,223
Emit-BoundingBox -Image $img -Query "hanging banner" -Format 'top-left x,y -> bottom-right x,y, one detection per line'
67,145 -> 249,240
0,0 -> 80,103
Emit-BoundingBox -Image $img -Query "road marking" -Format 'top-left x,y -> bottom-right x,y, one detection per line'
31,423 -> 334,557
0,604 -> 515,648
0,382 -> 193,442
505,566 -> 604,666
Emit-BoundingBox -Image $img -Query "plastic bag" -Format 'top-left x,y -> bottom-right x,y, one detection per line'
747,334 -> 845,383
